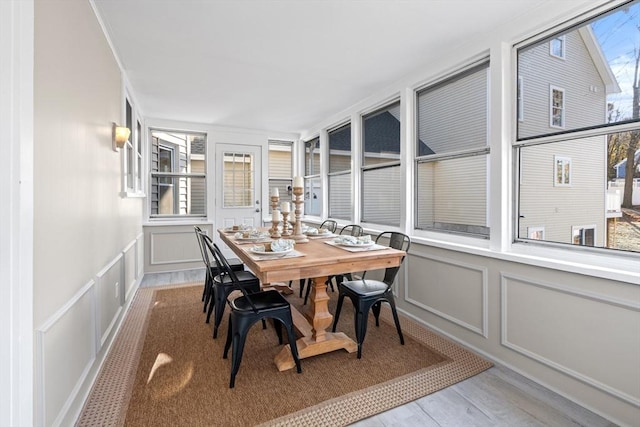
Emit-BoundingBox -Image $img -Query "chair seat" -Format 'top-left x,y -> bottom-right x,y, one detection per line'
217,271 -> 259,286
209,257 -> 244,271
341,279 -> 388,296
231,290 -> 289,312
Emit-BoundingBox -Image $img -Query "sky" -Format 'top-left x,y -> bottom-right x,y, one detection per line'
591,0 -> 640,120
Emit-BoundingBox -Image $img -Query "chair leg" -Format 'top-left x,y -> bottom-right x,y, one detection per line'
223,316 -> 233,359
228,318 -> 251,388
273,319 -> 283,344
284,321 -> 302,374
387,298 -> 405,345
372,301 -> 382,326
355,304 -> 370,359
331,292 -> 345,332
212,288 -> 227,338
298,279 -> 305,298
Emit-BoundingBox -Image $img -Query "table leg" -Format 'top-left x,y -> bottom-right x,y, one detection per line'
274,275 -> 357,371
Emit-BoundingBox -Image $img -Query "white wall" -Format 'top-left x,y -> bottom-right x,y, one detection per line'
32,0 -> 144,425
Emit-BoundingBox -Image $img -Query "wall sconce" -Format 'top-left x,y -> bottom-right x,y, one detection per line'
112,122 -> 131,151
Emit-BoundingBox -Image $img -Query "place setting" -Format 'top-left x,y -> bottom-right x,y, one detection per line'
324,234 -> 388,252
244,238 -> 305,260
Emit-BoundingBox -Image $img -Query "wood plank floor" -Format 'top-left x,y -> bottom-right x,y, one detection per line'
142,271 -> 617,427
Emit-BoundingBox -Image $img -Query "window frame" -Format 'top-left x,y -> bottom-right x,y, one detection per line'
149,128 -> 208,219
268,140 -> 294,214
549,35 -> 566,59
553,155 -> 572,187
413,59 -> 491,238
327,122 -> 352,221
549,85 -> 565,129
513,0 -> 640,257
303,136 -> 322,217
361,100 -> 402,226
122,92 -> 145,197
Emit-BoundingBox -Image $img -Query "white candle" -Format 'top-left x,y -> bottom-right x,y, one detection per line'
293,176 -> 303,188
281,202 -> 290,213
273,210 -> 281,221
271,187 -> 279,197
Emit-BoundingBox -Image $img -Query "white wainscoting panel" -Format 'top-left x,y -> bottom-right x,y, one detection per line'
95,254 -> 123,349
36,280 -> 96,427
405,253 -> 488,337
123,239 -> 137,301
150,229 -> 201,265
136,232 -> 144,282
501,273 -> 640,406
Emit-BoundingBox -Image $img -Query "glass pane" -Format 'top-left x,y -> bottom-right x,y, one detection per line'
268,179 -> 293,213
329,124 -> 351,173
304,137 -> 320,176
517,130 -> 639,252
304,176 -> 321,216
223,152 -> 254,208
416,155 -> 489,237
152,176 -> 205,216
329,173 -> 351,220
517,0 -> 640,140
268,140 -> 292,178
416,62 -> 489,156
150,130 -> 207,217
362,166 -> 400,226
363,102 -> 401,166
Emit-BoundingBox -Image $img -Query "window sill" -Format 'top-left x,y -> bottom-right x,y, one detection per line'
411,233 -> 638,285
144,218 -> 209,227
121,191 -> 146,198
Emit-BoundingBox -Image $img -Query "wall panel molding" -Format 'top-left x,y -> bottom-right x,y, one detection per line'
35,280 -> 96,427
404,253 -> 488,337
501,273 -> 640,406
150,230 -> 200,265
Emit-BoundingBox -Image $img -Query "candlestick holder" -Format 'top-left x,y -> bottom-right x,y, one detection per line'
291,187 -> 308,243
281,211 -> 291,236
270,196 -> 281,239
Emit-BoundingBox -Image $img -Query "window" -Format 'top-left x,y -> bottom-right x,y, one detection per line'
223,152 -> 253,207
303,137 -> 321,216
150,130 -> 206,217
123,97 -> 144,195
328,123 -> 351,220
415,61 -> 490,237
515,0 -> 639,253
554,156 -> 572,186
550,86 -> 565,128
550,35 -> 566,59
268,140 -> 293,214
528,227 -> 545,240
572,225 -> 596,246
362,101 -> 401,226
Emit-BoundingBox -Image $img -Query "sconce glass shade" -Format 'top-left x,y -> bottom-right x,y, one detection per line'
113,123 -> 131,150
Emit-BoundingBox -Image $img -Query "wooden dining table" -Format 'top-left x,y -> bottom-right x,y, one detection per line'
218,228 -> 406,371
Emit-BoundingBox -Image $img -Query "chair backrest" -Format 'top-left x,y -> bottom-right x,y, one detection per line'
203,236 -> 260,313
194,226 -> 210,267
339,224 -> 363,237
369,232 -> 411,286
319,219 -> 338,233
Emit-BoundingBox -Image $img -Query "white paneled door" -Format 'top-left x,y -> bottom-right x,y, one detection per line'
215,144 -> 262,254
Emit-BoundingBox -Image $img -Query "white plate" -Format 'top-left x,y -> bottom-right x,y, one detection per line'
234,236 -> 270,242
305,231 -> 335,237
249,247 -> 293,257
334,240 -> 375,248
223,227 -> 252,233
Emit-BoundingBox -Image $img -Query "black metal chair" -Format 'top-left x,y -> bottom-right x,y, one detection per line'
300,224 -> 364,305
194,226 -> 244,315
209,243 -> 302,388
201,234 -> 262,338
290,219 -> 338,299
331,231 -> 410,358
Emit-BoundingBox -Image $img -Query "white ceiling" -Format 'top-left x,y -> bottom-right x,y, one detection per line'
92,0 -> 572,134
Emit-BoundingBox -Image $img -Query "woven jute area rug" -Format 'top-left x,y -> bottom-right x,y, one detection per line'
77,283 -> 491,427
